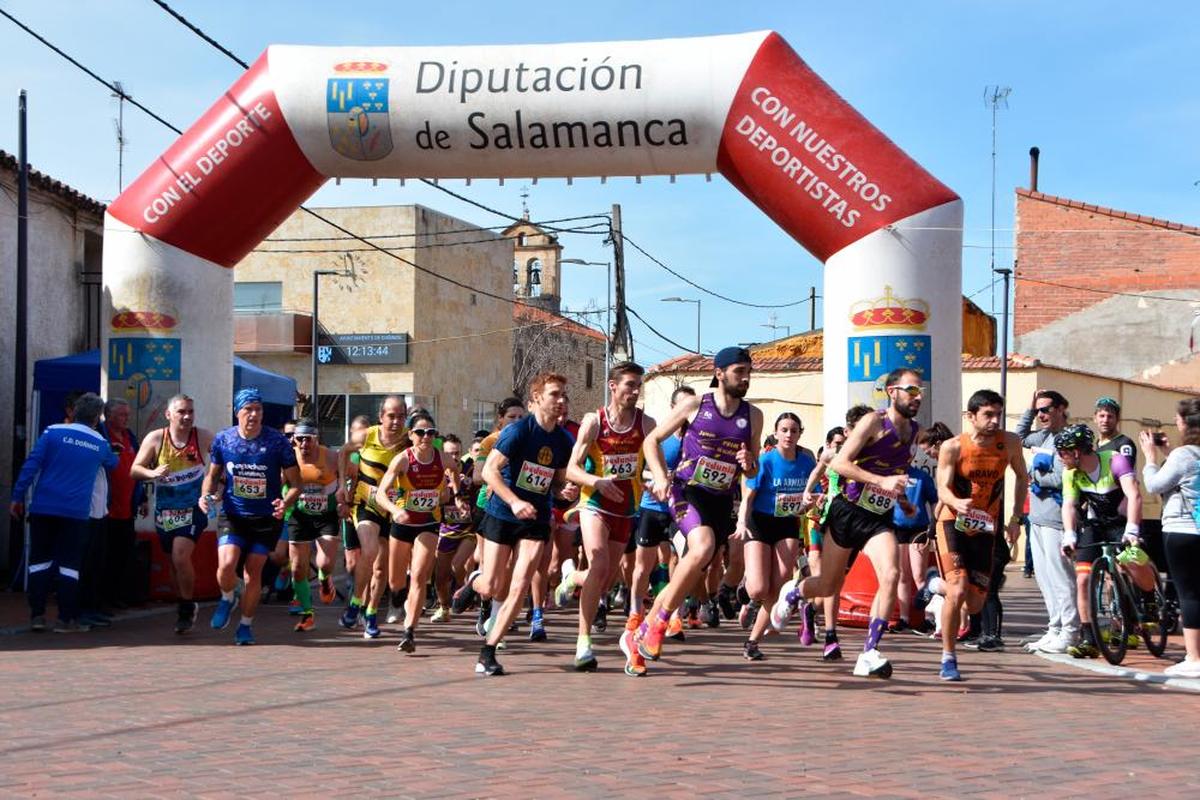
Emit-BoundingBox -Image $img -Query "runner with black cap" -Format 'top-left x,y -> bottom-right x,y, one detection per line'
631,346 -> 762,671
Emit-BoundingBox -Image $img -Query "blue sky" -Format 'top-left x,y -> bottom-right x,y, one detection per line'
2,1 -> 1197,364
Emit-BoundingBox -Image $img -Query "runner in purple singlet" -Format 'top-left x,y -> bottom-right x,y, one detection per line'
630,347 -> 763,669
771,366 -> 923,679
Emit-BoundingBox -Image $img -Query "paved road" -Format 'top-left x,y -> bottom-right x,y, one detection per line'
1,574 -> 1196,798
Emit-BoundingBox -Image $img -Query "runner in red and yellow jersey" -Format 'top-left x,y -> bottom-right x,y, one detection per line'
560,361 -> 657,672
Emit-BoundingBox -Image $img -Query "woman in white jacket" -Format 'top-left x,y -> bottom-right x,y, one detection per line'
1139,398 -> 1200,678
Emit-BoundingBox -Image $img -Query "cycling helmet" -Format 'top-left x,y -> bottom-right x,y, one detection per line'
1053,423 -> 1095,453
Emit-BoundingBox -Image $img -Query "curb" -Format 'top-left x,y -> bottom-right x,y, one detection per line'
1036,650 -> 1200,693
0,602 -> 210,637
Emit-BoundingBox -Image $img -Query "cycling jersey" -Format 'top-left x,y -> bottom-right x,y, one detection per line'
1064,450 -> 1134,525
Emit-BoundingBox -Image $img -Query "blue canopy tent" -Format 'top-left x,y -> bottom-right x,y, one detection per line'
32,349 -> 297,433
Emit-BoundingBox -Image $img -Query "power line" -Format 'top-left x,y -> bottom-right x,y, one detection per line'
253,224 -> 610,254
1014,275 -> 1200,303
621,232 -> 811,309
626,305 -> 704,355
151,0 -> 249,69
416,179 -> 610,235
262,214 -> 610,242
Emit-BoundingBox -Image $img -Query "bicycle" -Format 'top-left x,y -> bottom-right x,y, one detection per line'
1081,540 -> 1171,665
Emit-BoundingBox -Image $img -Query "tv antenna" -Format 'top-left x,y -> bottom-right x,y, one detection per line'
112,80 -> 129,192
984,85 -> 1011,314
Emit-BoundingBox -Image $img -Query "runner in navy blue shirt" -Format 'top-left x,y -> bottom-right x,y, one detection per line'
200,388 -> 300,645
457,373 -> 573,676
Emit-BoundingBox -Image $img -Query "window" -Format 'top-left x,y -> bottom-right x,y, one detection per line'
585,361 -> 594,389
526,258 -> 542,297
234,281 -> 282,313
472,400 -> 496,436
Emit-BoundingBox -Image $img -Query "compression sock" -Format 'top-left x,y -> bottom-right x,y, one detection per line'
366,604 -> 377,616
864,617 -> 887,652
391,589 -> 406,608
293,574 -> 312,613
349,596 -> 363,609
317,567 -> 327,581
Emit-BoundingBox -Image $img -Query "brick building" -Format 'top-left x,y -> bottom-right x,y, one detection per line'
1013,187 -> 1200,387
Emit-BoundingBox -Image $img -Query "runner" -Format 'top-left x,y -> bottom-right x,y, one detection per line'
926,390 -> 1027,680
433,434 -> 474,622
374,412 -> 468,653
457,374 -> 574,676
772,369 -> 922,679
286,419 -> 344,632
624,385 -> 694,674
633,347 -> 763,670
892,423 -> 947,634
536,398 -> 581,642
1055,423 -> 1149,658
337,396 -> 408,638
129,394 -> 214,634
558,361 -> 656,671
199,389 -> 301,645
339,415 -> 372,596
735,411 -> 815,660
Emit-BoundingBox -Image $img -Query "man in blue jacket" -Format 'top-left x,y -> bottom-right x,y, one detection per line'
9,393 -> 118,632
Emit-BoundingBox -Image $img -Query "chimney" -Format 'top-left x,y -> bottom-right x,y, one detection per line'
1029,146 -> 1040,192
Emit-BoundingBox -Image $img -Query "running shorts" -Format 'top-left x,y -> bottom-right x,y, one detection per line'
824,495 -> 895,552
635,509 -> 673,549
353,503 -> 389,531
747,510 -> 801,546
935,520 -> 995,595
894,525 -> 929,546
480,513 -> 551,547
342,518 -> 361,551
390,521 -> 440,544
438,534 -> 470,554
155,506 -> 206,554
579,508 -> 634,545
671,483 -> 735,546
217,513 -> 283,556
288,512 -> 339,543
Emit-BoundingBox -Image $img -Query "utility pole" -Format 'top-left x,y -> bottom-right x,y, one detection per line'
10,91 -> 30,577
985,84 -> 1012,400
809,286 -> 819,331
609,203 -> 633,363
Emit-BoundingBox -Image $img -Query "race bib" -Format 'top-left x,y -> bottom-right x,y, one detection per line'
443,504 -> 471,524
602,452 -> 639,480
774,492 -> 805,517
156,507 -> 195,532
954,508 -> 995,534
856,483 -> 899,514
232,475 -> 266,500
297,491 -> 329,515
516,461 -> 554,495
405,488 -> 440,512
692,456 -> 735,492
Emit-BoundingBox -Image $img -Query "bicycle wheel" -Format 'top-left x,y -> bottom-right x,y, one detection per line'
1090,558 -> 1127,665
1139,570 -> 1169,658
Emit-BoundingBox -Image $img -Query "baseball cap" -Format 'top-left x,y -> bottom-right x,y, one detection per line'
710,346 -> 752,387
1095,396 -> 1121,414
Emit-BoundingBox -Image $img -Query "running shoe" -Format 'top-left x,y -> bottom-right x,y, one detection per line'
30,615 -> 47,633
319,575 -> 336,605
273,568 -> 291,593
798,601 -> 816,647
977,636 -> 1005,652
743,639 -> 765,661
451,569 -> 481,614
363,613 -> 381,639
52,619 -> 90,634
769,579 -> 799,632
822,635 -> 843,661
619,629 -> 647,677
339,604 -> 361,630
294,613 -> 315,632
591,602 -> 608,634
888,618 -> 910,634
736,584 -> 752,607
1038,632 -> 1073,654
637,618 -> 667,661
914,568 -> 940,611
476,602 -> 491,637
288,599 -> 303,616
398,628 -> 416,653
625,611 -> 642,633
553,563 -> 577,609
702,598 -> 721,628
529,618 -> 547,642
174,601 -> 199,635
739,600 -> 760,631
939,656 -> 962,682
386,604 -> 402,625
665,611 -> 685,642
1067,640 -> 1099,659
476,646 -> 505,677
234,623 -> 255,646
1163,659 -> 1200,678
853,648 -> 893,678
717,583 -> 737,620
1023,631 -> 1057,653
574,645 -> 598,672
211,596 -> 236,630
430,606 -> 450,624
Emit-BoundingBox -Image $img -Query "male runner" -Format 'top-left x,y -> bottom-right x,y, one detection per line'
632,347 -> 762,671
286,419 -> 344,632
560,361 -> 657,671
336,395 -> 407,638
772,368 -> 922,679
130,394 -> 214,634
457,374 -> 574,676
199,389 -> 301,645
927,389 -> 1027,680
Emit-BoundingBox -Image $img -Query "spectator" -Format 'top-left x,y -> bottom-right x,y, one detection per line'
1095,396 -> 1137,470
1139,399 -> 1200,677
99,398 -> 143,610
9,393 -> 118,632
1015,389 -> 1080,654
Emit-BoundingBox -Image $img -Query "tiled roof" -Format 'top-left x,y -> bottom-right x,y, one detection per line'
648,351 -> 1041,375
0,149 -> 105,215
1016,188 -> 1200,235
514,304 -> 606,342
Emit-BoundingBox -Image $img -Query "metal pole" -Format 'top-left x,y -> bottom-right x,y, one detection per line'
11,91 -> 30,579
696,299 -> 702,354
311,271 -> 320,423
604,261 -> 611,405
810,286 -> 817,331
996,268 -> 1012,404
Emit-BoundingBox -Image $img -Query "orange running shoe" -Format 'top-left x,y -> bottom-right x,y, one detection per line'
294,613 -> 315,632
625,612 -> 643,633
620,629 -> 647,677
637,617 -> 667,661
318,575 -> 335,605
666,611 -> 686,641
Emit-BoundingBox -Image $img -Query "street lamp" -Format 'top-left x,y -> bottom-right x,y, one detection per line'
312,269 -> 341,428
662,296 -> 701,354
561,258 -> 611,403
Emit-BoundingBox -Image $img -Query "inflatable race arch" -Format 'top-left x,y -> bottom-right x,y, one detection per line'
102,31 -> 962,432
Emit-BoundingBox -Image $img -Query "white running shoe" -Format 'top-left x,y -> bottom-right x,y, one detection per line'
554,560 -> 577,608
1164,659 -> 1200,678
386,605 -> 402,625
1038,632 -> 1075,654
853,648 -> 893,679
769,579 -> 799,632
1023,631 -> 1056,653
